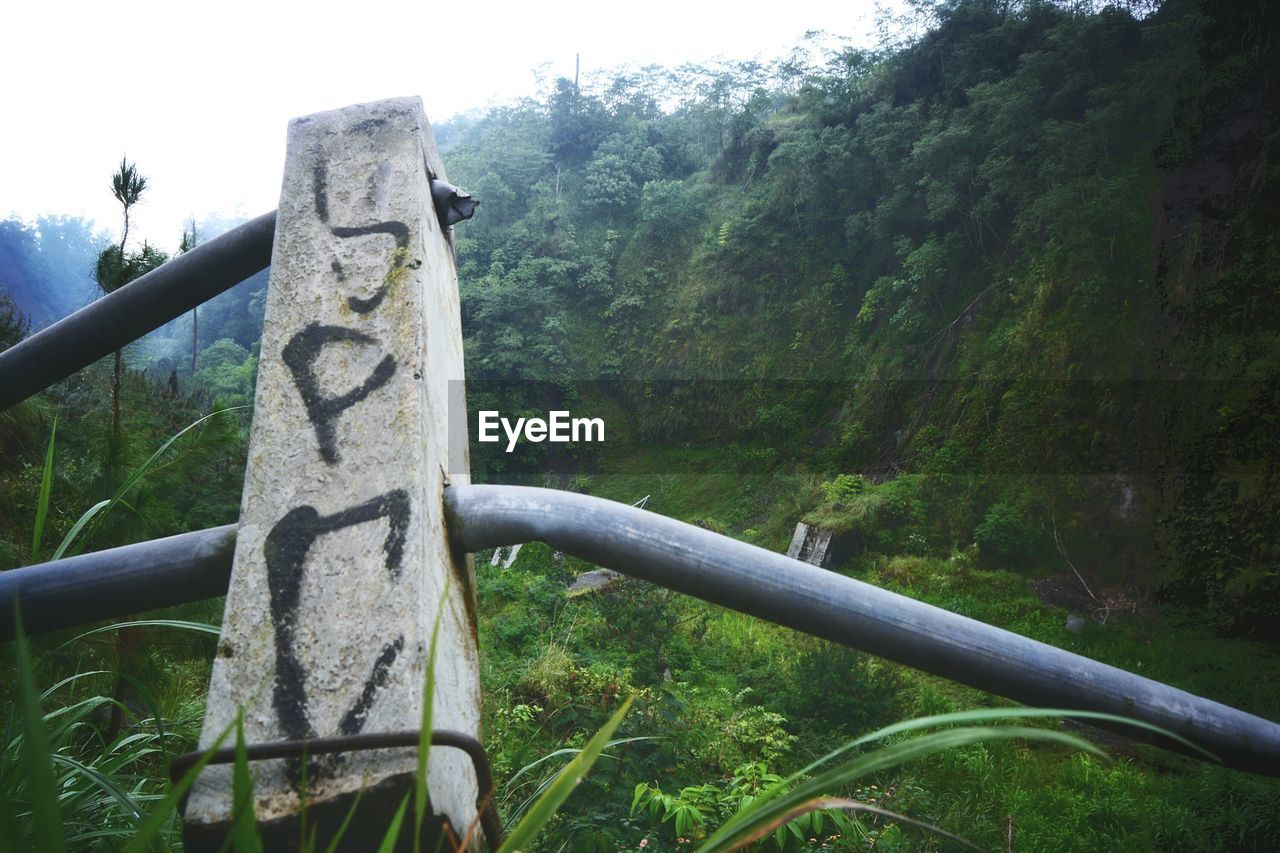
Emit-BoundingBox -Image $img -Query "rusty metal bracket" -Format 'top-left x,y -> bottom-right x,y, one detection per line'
170,728 -> 503,850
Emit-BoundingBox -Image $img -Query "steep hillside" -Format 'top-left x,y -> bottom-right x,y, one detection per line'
3,3 -> 1279,849
443,0 -> 1280,638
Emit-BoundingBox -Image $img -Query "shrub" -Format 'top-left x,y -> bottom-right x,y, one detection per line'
974,502 -> 1039,564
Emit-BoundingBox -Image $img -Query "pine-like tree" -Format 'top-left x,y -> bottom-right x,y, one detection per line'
94,159 -> 166,439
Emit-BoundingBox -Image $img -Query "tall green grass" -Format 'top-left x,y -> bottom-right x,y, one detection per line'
3,609 -> 226,851
53,406 -> 247,561
23,405 -> 247,566
29,417 -> 56,561
9,592 -> 1209,851
11,417 -> 1237,849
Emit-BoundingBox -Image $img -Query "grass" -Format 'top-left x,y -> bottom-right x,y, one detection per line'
865,553 -> 1280,720
29,416 -> 56,561
16,573 -> 1270,852
12,537 -> 1198,850
4,593 -> 640,851
8,428 -> 1280,849
51,406 -> 247,561
470,461 -> 1280,850
851,553 -> 1280,851
7,558 -> 1277,850
2,610 -> 225,850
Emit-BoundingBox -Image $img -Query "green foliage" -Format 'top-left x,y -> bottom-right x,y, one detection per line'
0,292 -> 29,351
587,578 -> 706,685
415,595 -> 446,852
626,707 -> 1192,852
229,716 -> 263,853
4,615 -> 228,850
682,690 -> 797,772
29,416 -> 55,560
9,608 -> 64,851
500,696 -> 635,852
632,763 -> 824,846
93,242 -> 168,296
819,473 -> 867,504
192,338 -> 258,407
473,515 -> 1280,850
973,502 -> 1040,565
639,179 -> 702,240
582,154 -> 639,215
804,474 -> 923,554
780,645 -> 899,735
10,384 -> 243,559
788,710 -> 1145,850
110,159 -> 147,214
5,3 -> 1280,849
50,406 -> 245,560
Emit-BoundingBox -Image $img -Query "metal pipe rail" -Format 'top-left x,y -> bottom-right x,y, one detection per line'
3,486 -> 1279,776
446,486 -> 1280,776
0,212 -> 276,413
0,525 -> 236,639
0,176 -> 470,414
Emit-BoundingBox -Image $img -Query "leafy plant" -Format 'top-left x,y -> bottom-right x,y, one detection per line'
626,708 -> 1208,851
0,547 -> 625,851
499,733 -> 653,834
973,502 -> 1040,565
499,695 -> 635,851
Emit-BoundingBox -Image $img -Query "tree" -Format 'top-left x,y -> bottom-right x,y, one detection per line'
639,178 -> 701,241
94,159 -> 166,439
94,159 -> 168,740
180,220 -> 199,375
582,154 -> 638,217
548,76 -> 609,164
111,158 -> 146,253
193,337 -> 258,407
0,293 -> 27,352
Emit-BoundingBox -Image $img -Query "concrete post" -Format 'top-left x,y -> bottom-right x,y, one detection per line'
184,97 -> 479,849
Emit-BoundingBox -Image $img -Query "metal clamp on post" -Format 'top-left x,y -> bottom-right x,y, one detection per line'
430,178 -> 478,228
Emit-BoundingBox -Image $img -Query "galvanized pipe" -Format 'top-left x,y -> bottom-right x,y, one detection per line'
5,486 -> 1279,775
0,525 -> 236,640
0,212 -> 276,413
444,485 -> 1280,776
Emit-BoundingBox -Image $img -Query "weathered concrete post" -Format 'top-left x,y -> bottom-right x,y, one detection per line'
184,97 -> 479,848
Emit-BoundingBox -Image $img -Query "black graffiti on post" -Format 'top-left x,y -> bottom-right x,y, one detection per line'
256,155 -> 420,787
264,490 -> 412,782
340,634 -> 405,736
313,161 -> 411,314
282,323 -> 396,464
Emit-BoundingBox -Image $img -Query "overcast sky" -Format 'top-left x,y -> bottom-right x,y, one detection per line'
2,1 -> 897,249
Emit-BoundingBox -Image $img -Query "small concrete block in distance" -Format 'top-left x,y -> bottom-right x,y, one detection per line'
786,521 -> 835,567
184,97 -> 479,849
568,568 -> 623,597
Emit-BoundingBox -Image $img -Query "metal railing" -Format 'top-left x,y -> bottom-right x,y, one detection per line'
0,213 -> 276,413
2,197 -> 1279,781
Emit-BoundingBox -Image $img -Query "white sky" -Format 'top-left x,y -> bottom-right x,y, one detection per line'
2,1 -> 896,249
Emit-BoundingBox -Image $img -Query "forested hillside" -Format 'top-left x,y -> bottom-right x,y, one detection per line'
2,0 -> 1278,849
442,0 -> 1280,638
